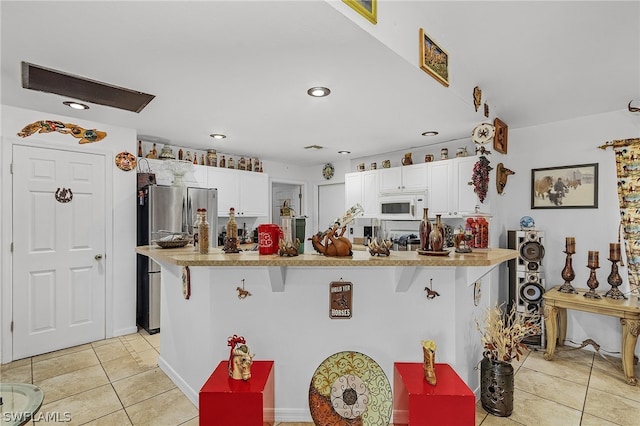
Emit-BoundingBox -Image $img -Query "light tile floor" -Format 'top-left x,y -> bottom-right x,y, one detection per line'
1,330 -> 639,425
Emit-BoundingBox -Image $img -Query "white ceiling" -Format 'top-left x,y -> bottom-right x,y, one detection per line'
2,1 -> 639,166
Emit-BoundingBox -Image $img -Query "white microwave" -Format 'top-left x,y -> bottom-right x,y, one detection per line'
379,193 -> 426,219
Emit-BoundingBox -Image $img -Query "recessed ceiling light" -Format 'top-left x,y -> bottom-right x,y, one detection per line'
210,133 -> 226,139
307,87 -> 331,97
421,131 -> 439,136
63,101 -> 89,110
338,150 -> 351,155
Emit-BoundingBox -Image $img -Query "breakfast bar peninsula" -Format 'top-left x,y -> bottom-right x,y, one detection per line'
135,245 -> 517,421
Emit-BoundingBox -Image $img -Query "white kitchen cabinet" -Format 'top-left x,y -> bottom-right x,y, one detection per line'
208,167 -> 269,217
345,171 -> 378,216
428,156 -> 488,217
378,163 -> 428,193
428,160 -> 454,216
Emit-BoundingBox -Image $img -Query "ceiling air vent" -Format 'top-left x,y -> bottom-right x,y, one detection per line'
21,61 -> 155,113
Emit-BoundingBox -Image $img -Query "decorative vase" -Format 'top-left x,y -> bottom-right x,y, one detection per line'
429,215 -> 444,252
480,356 -> 514,417
419,208 -> 432,251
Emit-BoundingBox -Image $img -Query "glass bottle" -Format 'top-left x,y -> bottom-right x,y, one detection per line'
193,209 -> 202,252
228,157 -> 235,169
199,209 -> 210,254
419,208 -> 431,251
206,149 -> 217,167
247,158 -> 253,172
219,155 -> 226,168
137,140 -> 143,157
429,214 -> 444,252
226,208 -> 238,240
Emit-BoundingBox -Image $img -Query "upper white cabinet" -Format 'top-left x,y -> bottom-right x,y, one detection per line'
208,167 -> 269,217
378,163 -> 428,193
428,156 -> 488,217
345,171 -> 378,216
428,160 -> 454,216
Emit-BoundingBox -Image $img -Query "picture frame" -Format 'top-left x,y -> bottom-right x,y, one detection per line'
343,0 -> 377,25
419,28 -> 449,87
493,117 -> 508,154
531,163 -> 598,209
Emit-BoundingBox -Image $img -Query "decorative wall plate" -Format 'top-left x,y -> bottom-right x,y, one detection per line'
323,163 -> 335,180
471,123 -> 495,145
309,351 -> 392,425
115,151 -> 137,171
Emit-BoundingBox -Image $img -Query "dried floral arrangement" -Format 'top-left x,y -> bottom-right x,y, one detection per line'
476,303 -> 541,362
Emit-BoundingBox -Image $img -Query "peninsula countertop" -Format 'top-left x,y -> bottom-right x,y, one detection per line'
135,245 -> 518,267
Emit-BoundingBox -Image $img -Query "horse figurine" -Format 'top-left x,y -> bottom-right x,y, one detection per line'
310,224 -> 353,257
227,335 -> 254,381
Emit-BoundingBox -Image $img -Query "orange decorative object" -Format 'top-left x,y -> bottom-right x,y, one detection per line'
393,363 -> 474,426
17,120 -> 107,144
199,360 -> 274,426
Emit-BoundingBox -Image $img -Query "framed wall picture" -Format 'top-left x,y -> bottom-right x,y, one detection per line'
493,117 -> 508,154
531,163 -> 598,209
343,0 -> 377,25
419,28 -> 449,87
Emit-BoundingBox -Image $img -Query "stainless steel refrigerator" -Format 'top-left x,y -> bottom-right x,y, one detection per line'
136,185 -> 217,333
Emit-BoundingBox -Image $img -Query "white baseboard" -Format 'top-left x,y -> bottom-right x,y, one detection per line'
158,356 -> 199,408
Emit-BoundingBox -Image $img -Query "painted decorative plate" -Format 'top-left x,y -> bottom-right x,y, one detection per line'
115,151 -> 136,171
323,163 -> 335,180
471,123 -> 495,145
309,351 -> 392,425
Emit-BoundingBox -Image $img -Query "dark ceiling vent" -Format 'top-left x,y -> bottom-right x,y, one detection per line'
21,61 -> 155,113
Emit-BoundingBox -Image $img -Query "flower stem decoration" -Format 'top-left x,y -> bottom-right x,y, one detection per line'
471,156 -> 493,203
475,303 -> 541,362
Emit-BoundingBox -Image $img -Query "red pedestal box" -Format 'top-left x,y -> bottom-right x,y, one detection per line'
394,363 -> 475,426
199,360 -> 274,426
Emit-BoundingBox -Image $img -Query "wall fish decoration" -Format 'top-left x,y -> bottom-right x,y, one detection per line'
17,120 -> 107,143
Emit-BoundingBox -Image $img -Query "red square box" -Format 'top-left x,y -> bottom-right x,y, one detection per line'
394,363 -> 475,426
199,360 -> 274,426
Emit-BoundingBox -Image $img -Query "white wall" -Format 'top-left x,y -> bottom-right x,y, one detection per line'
1,105 -> 138,362
494,109 -> 639,352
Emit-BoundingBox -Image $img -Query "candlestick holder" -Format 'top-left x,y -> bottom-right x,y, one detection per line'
584,265 -> 601,299
559,250 -> 578,294
604,258 -> 627,299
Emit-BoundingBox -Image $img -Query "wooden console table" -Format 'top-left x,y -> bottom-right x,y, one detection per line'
543,285 -> 640,385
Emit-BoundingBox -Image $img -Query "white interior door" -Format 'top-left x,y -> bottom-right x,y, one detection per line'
12,145 -> 106,359
318,183 -> 345,232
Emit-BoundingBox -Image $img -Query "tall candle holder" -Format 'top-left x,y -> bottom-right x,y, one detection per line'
559,249 -> 577,294
605,258 -> 626,299
559,237 -> 577,294
584,250 -> 601,299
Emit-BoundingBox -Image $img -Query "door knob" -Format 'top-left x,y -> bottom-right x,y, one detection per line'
95,254 -> 103,260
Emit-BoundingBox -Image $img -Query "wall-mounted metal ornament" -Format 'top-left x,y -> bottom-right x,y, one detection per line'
236,279 -> 251,299
424,278 -> 440,300
17,120 -> 107,144
628,100 -> 640,113
473,86 -> 482,112
55,187 -> 73,203
115,151 -> 136,171
484,103 -> 490,118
